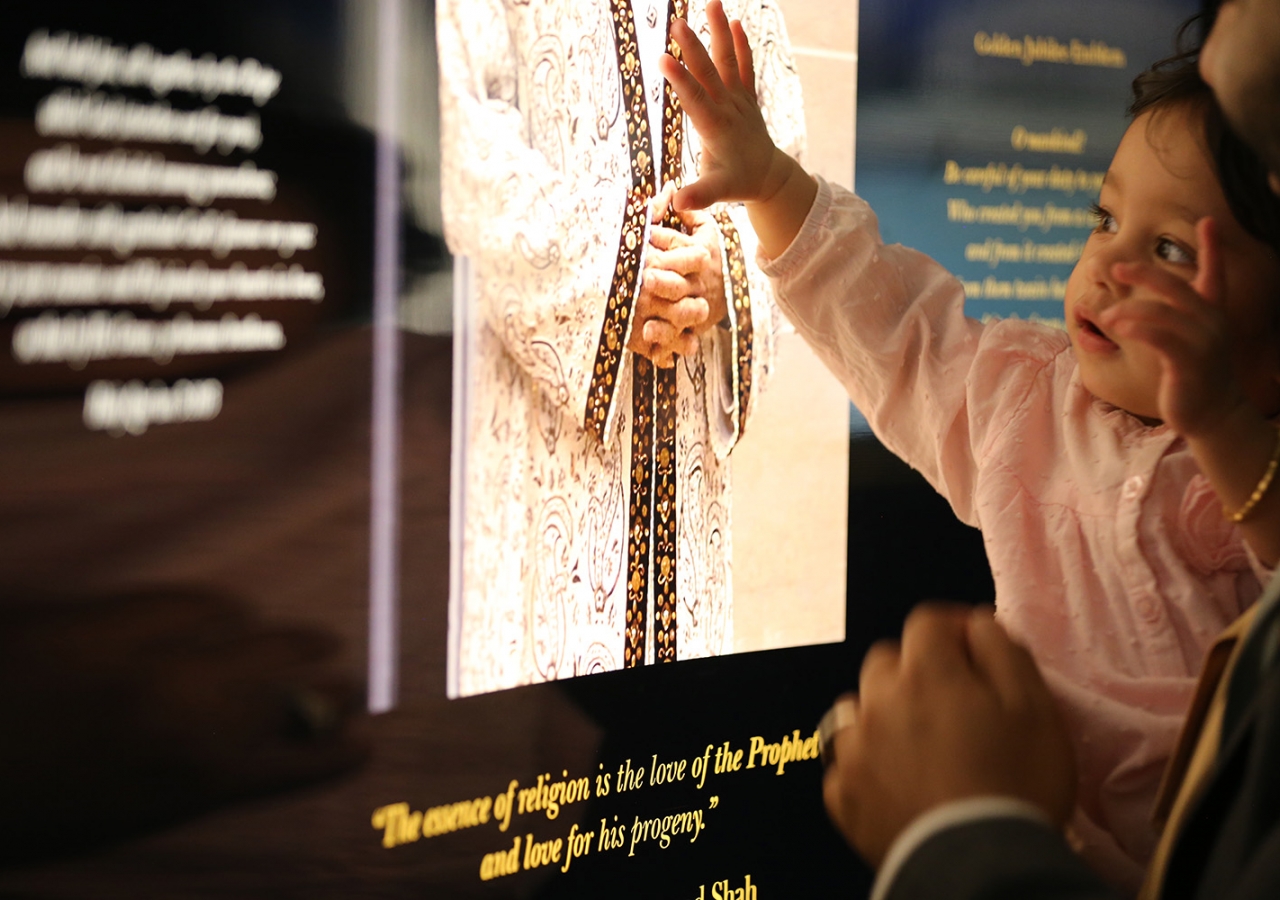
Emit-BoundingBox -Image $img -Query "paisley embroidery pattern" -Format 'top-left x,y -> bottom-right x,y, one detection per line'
586,184 -> 649,442
439,0 -> 803,695
585,0 -> 658,441
531,496 -> 572,680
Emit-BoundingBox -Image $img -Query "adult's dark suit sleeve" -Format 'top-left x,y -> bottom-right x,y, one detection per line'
883,817 -> 1117,900
884,620 -> 1280,900
1159,647 -> 1280,900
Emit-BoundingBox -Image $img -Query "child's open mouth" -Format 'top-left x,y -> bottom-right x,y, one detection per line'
1075,310 -> 1119,353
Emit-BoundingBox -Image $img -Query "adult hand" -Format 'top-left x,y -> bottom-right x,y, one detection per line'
628,186 -> 728,368
822,604 -> 1076,870
659,207 -> 729,331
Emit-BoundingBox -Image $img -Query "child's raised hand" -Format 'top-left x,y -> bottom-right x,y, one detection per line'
660,1 -> 792,213
1097,217 -> 1248,437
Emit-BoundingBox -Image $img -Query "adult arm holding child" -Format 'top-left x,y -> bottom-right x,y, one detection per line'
822,604 -> 1112,900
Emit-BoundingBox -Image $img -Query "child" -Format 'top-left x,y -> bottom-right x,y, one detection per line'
661,2 -> 1280,891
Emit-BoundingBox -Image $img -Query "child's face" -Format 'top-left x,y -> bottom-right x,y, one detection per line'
1064,106 -> 1280,421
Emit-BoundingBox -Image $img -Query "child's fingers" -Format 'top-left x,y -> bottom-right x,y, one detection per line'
705,1 -> 744,92
668,20 -> 727,103
1102,297 -> 1184,336
1191,217 -> 1224,305
1101,299 -> 1203,362
651,183 -> 677,224
1111,219 -> 1222,310
1111,261 -> 1206,314
674,170 -> 733,211
659,52 -> 726,151
730,20 -> 757,102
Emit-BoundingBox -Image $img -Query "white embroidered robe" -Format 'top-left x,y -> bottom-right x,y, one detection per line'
439,0 -> 806,696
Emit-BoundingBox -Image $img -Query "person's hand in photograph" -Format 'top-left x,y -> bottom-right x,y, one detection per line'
658,206 -> 730,332
629,184 -> 729,368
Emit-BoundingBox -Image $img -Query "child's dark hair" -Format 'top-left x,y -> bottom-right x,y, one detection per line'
1130,16 -> 1280,258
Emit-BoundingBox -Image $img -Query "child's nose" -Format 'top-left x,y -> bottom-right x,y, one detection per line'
1085,237 -> 1135,295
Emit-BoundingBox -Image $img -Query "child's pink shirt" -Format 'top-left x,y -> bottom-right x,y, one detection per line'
762,178 -> 1269,889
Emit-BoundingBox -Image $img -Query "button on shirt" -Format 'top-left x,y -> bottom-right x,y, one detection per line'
762,178 -> 1271,891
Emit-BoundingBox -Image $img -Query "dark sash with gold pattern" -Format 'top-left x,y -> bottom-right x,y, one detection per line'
592,0 -> 752,668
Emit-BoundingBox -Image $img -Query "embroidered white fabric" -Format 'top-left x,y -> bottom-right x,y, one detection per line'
438,0 -> 807,695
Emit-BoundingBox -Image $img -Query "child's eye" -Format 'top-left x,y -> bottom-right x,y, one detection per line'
1090,203 -> 1117,233
1156,237 -> 1196,266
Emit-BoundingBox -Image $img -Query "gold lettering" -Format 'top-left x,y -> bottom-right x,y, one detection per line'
479,836 -> 521,881
975,31 -> 1126,69
942,161 -> 1104,198
1010,126 -> 1088,155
